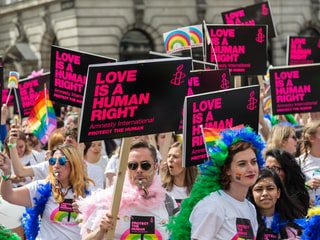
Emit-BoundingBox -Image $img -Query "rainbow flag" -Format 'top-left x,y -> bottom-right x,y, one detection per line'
163,27 -> 191,54
27,89 -> 56,144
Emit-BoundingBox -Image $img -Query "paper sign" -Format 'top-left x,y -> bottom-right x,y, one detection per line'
221,1 -> 276,38
287,36 -> 320,65
183,85 -> 260,167
206,24 -> 267,76
178,69 -> 231,132
15,73 -> 50,118
270,64 -> 320,115
79,58 -> 192,142
50,46 -> 116,107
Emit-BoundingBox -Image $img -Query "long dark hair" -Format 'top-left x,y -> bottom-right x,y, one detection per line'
265,149 -> 309,215
249,168 -> 305,221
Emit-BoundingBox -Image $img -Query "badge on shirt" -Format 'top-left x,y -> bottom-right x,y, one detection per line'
232,218 -> 255,240
263,228 -> 278,240
130,216 -> 155,234
59,199 -> 73,212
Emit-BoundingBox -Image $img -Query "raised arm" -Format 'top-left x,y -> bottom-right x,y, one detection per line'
0,153 -> 32,208
8,125 -> 34,177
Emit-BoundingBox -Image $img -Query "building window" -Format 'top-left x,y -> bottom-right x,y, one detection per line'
119,29 -> 154,61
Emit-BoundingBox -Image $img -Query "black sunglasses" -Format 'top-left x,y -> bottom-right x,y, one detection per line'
49,156 -> 68,166
128,161 -> 152,171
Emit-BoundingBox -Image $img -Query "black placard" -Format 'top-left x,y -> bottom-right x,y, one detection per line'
50,45 -> 116,107
183,85 -> 260,167
79,58 -> 192,142
205,25 -> 267,76
287,36 -> 320,65
15,73 -> 50,118
270,64 -> 320,115
178,69 -> 231,132
221,1 -> 276,38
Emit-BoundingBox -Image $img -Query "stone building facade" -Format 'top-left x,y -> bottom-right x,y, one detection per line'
0,0 -> 319,77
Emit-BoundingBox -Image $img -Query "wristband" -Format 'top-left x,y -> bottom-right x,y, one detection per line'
1,173 -> 11,181
7,142 -> 16,149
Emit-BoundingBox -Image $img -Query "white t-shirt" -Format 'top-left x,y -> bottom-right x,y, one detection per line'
86,201 -> 169,239
190,190 -> 258,240
167,185 -> 188,206
12,150 -> 45,187
85,162 -> 105,189
0,196 -> 25,229
297,153 -> 320,199
26,180 -> 80,240
105,154 -> 118,174
31,161 -> 104,190
86,155 -> 109,172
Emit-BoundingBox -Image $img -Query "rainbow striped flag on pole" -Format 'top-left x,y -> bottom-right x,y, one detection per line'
27,88 -> 57,144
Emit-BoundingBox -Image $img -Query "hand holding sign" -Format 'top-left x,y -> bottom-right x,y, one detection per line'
101,212 -> 116,232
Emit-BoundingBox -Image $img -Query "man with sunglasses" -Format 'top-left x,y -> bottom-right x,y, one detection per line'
79,140 -> 177,240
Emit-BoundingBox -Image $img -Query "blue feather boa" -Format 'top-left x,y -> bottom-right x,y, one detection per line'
21,182 -> 90,240
295,215 -> 320,240
21,182 -> 52,240
262,212 -> 287,234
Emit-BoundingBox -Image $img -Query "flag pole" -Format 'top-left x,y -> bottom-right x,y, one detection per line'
203,20 -> 219,70
5,88 -> 12,105
44,83 -> 49,126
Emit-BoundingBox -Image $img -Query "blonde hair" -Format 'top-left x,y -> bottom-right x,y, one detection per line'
47,144 -> 93,203
266,125 -> 295,153
48,129 -> 65,151
300,120 -> 320,161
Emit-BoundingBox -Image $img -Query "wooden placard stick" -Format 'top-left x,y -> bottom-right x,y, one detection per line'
75,106 -> 85,161
105,137 -> 132,239
234,76 -> 241,88
159,132 -> 173,161
257,75 -> 265,91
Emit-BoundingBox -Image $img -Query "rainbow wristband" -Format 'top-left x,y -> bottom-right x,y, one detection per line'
7,142 -> 16,149
2,173 -> 11,181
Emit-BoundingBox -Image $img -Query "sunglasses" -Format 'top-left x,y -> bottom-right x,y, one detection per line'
128,161 -> 152,171
49,156 -> 68,166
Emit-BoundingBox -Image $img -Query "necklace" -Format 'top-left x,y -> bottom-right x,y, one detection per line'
60,186 -> 72,198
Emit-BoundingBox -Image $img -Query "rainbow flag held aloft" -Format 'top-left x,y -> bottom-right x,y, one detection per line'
163,27 -> 191,54
27,89 -> 56,144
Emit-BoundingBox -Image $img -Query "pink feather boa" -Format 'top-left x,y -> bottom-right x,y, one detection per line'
77,174 -> 165,233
